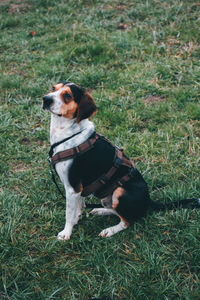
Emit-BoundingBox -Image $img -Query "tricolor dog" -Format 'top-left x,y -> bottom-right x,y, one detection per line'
43,81 -> 200,240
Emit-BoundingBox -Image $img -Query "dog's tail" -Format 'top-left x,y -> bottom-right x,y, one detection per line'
150,198 -> 200,212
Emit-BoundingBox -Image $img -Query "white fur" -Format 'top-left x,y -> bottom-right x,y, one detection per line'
99,221 -> 128,238
46,88 -> 63,116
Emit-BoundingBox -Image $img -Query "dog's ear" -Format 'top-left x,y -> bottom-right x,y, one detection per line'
76,92 -> 97,123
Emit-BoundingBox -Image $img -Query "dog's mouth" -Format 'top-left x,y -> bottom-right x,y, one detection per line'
44,106 -> 62,117
51,110 -> 62,117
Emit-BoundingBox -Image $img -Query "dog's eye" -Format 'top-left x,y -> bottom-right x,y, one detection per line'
52,86 -> 55,92
63,93 -> 72,103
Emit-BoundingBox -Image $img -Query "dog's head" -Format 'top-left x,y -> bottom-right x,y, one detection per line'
43,81 -> 97,122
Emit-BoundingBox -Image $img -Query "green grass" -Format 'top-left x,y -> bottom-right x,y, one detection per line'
0,0 -> 200,299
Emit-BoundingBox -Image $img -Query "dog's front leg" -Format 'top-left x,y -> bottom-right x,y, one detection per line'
57,188 -> 83,241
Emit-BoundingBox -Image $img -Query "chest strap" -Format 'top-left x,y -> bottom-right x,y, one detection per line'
51,132 -> 99,166
49,131 -> 83,158
81,148 -> 134,197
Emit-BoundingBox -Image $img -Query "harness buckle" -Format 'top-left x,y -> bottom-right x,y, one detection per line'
73,146 -> 81,156
114,147 -> 123,167
115,157 -> 122,167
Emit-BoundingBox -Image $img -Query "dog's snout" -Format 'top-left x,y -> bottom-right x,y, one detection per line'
43,95 -> 53,110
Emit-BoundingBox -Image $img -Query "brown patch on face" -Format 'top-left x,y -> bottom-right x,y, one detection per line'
59,86 -> 78,119
60,101 -> 78,119
60,86 -> 73,103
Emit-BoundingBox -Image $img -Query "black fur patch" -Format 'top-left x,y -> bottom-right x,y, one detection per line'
69,84 -> 85,103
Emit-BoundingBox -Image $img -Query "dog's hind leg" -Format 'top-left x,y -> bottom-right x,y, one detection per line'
99,220 -> 128,237
98,188 -> 130,237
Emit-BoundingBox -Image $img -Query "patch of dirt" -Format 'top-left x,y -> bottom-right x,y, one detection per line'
166,38 -> 198,58
144,95 -> 166,104
117,4 -> 126,11
9,3 -> 31,14
20,137 -> 30,145
20,137 -> 45,146
0,0 -> 31,14
34,139 -> 44,146
4,0 -> 31,15
174,41 -> 198,58
12,162 -> 32,173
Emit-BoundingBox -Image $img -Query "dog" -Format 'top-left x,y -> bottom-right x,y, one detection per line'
43,81 -> 200,240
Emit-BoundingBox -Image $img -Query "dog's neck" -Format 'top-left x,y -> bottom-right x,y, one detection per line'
50,114 -> 95,153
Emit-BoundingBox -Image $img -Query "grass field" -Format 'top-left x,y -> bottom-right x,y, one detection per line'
0,0 -> 200,299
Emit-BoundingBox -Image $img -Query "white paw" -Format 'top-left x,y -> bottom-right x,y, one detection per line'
99,227 -> 114,238
99,222 -> 128,238
57,229 -> 71,241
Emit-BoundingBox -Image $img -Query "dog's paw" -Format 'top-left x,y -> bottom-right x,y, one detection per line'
98,227 -> 113,238
57,229 -> 71,241
99,222 -> 127,238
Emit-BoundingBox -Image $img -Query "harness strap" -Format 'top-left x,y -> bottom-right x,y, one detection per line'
81,149 -> 134,197
94,167 -> 136,199
49,131 -> 136,201
49,131 -> 83,158
51,133 -> 99,166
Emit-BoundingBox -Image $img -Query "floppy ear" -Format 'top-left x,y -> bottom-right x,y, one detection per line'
76,92 -> 97,123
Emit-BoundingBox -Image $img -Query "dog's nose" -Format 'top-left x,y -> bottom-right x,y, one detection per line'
43,95 -> 53,109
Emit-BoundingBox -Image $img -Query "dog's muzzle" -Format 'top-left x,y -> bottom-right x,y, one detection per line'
43,95 -> 53,110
